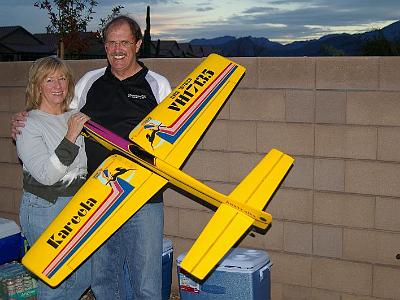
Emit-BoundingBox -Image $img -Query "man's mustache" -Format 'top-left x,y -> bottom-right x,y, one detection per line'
111,51 -> 126,56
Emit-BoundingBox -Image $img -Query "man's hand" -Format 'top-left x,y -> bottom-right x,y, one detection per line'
11,111 -> 28,140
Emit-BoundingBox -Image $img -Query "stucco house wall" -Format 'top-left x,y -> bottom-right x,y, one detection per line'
1,56 -> 400,299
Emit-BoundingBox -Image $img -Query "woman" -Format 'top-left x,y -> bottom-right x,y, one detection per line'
16,56 -> 91,299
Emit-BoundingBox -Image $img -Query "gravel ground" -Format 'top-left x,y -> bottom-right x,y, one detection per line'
169,292 -> 180,299
80,289 -> 181,299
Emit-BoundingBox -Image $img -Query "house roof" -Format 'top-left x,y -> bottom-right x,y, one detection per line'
0,26 -> 20,40
34,33 -> 58,47
4,44 -> 55,53
0,25 -> 216,59
149,40 -> 214,58
35,32 -> 106,57
0,26 -> 55,54
0,26 -> 48,45
150,40 -> 183,57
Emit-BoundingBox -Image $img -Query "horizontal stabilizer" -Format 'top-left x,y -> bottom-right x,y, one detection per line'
180,149 -> 294,279
180,204 -> 253,280
229,148 -> 293,228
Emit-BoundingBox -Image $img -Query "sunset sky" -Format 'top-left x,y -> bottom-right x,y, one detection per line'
1,0 -> 398,44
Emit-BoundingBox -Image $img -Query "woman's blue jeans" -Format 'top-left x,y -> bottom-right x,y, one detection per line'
19,192 -> 91,300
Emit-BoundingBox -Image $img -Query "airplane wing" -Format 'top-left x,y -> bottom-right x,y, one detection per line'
22,154 -> 167,287
129,53 -> 246,168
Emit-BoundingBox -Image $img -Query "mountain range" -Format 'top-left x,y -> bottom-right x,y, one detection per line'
190,20 -> 400,56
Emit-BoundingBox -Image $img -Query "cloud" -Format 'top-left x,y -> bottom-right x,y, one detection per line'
196,6 -> 214,12
243,7 -> 279,14
151,0 -> 399,43
198,0 -> 400,42
238,1 -> 400,26
239,9 -> 337,26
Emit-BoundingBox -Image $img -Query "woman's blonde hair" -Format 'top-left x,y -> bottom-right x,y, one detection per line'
25,56 -> 75,112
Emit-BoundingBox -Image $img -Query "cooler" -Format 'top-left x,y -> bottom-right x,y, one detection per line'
177,248 -> 271,300
162,239 -> 173,300
0,218 -> 24,265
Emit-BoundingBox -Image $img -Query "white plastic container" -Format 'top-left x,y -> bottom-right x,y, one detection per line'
177,248 -> 271,300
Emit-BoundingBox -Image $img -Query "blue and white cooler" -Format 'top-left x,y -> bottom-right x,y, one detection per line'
0,218 -> 24,265
177,248 -> 271,300
162,238 -> 173,300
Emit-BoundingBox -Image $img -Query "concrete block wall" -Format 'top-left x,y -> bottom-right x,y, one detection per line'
1,56 -> 400,299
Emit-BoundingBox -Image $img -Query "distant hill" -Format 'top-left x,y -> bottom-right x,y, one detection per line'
190,20 -> 400,56
191,36 -> 236,46
362,20 -> 400,41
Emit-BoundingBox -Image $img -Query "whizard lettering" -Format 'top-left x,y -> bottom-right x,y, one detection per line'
46,198 -> 98,249
168,68 -> 214,111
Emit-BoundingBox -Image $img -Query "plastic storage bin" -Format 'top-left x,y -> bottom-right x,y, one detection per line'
177,248 -> 271,300
0,261 -> 37,300
0,218 -> 24,265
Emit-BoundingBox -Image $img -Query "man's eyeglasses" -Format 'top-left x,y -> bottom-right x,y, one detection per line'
105,40 -> 135,48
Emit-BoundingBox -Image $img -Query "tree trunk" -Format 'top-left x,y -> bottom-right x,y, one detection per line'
58,39 -> 65,59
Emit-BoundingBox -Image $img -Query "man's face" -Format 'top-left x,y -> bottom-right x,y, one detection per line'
104,22 -> 142,79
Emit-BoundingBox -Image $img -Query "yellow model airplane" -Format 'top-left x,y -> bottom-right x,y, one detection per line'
22,54 -> 294,286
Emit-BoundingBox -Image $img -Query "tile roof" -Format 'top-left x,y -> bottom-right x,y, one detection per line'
0,26 -> 20,40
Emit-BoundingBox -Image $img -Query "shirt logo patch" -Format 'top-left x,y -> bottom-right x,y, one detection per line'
128,94 -> 147,100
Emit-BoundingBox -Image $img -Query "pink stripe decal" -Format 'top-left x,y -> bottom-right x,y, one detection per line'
43,181 -> 123,276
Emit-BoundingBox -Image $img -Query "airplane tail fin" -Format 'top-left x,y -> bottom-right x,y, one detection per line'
180,149 -> 293,279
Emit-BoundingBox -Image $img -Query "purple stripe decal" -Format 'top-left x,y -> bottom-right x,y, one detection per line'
84,120 -> 131,152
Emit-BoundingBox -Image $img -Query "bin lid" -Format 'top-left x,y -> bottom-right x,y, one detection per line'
0,218 -> 20,239
163,239 -> 173,252
177,247 -> 271,272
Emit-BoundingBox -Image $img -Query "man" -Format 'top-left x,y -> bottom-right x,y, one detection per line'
13,15 -> 171,300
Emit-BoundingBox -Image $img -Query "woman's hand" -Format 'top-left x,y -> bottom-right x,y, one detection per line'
65,112 -> 90,143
